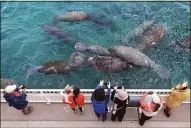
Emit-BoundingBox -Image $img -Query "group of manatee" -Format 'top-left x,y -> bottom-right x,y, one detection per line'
25,11 -> 190,80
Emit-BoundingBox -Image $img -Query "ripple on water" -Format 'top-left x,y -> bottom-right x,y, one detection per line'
1,2 -> 190,89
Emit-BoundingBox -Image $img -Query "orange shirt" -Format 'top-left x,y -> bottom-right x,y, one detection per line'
63,93 -> 85,109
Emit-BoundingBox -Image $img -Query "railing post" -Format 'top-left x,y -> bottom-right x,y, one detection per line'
40,91 -> 50,104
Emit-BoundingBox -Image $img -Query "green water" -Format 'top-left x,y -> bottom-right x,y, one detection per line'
1,2 -> 190,89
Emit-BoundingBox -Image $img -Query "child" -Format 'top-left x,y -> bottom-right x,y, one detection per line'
60,84 -> 73,112
70,87 -> 85,114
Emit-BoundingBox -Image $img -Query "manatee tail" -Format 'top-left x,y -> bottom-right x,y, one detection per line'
151,63 -> 171,79
22,63 -> 42,79
75,42 -> 88,51
69,52 -> 88,67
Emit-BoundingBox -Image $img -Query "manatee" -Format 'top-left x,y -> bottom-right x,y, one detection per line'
75,42 -> 111,56
69,52 -> 132,72
121,20 -> 155,45
23,61 -> 75,78
88,13 -> 113,26
137,24 -> 166,52
87,56 -> 132,72
108,46 -> 171,79
69,52 -> 88,67
53,11 -> 88,24
41,25 -> 68,39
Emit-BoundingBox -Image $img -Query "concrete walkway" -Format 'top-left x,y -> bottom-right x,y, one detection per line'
1,103 -> 190,128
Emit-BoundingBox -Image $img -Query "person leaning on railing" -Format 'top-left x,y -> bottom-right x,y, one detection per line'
91,80 -> 111,122
3,84 -> 33,115
110,85 -> 130,122
138,91 -> 163,126
71,87 -> 85,114
164,82 -> 190,117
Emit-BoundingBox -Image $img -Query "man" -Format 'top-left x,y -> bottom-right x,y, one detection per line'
164,82 -> 190,117
3,84 -> 33,115
91,80 -> 111,122
139,91 -> 163,126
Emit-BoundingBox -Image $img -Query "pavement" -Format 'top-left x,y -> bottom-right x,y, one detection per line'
1,103 -> 190,128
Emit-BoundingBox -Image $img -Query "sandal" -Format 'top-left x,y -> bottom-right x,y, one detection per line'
28,106 -> 33,113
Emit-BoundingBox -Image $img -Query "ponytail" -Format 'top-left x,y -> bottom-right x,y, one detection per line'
73,88 -> 80,105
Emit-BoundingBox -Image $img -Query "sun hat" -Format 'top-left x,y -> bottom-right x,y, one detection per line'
4,84 -> 17,94
115,89 -> 128,101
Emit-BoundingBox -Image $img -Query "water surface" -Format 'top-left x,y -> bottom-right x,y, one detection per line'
1,2 -> 190,89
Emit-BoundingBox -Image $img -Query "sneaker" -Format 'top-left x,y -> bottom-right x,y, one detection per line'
97,116 -> 101,120
22,106 -> 33,115
28,106 -> 33,112
139,119 -> 143,127
80,107 -> 84,115
64,107 -> 68,112
108,107 -> 113,113
81,111 -> 84,115
22,110 -> 28,115
73,108 -> 77,113
164,109 -> 171,117
102,117 -> 107,122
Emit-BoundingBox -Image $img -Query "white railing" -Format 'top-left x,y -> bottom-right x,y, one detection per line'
1,89 -> 190,104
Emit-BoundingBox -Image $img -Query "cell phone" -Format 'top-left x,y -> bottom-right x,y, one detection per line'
19,85 -> 26,89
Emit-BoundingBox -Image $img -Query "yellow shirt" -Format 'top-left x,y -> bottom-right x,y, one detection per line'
166,86 -> 190,108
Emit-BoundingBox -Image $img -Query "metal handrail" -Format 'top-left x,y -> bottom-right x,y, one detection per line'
1,89 -> 190,104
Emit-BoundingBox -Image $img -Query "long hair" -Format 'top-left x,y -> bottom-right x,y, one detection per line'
73,87 -> 80,99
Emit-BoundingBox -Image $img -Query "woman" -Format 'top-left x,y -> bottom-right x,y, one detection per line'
3,84 -> 33,115
164,82 -> 190,117
111,86 -> 129,122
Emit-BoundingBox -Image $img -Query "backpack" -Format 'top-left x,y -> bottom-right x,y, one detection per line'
92,99 -> 106,114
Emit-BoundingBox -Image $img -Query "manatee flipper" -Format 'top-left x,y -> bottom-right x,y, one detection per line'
69,52 -> 88,67
75,42 -> 88,51
22,63 -> 42,79
151,63 -> 171,79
